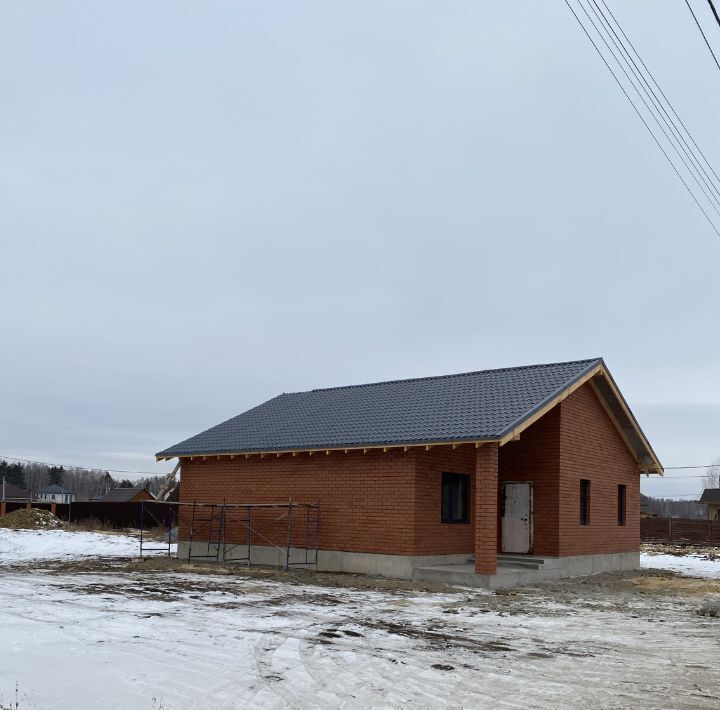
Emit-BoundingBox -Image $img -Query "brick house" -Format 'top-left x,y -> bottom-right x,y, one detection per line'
96,487 -> 155,503
157,358 -> 662,586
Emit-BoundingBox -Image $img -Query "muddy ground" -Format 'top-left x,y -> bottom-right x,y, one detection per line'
13,547 -> 720,618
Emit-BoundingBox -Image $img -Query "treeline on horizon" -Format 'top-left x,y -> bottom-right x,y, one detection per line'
0,460 -> 711,516
0,459 -> 163,502
644,495 -> 705,519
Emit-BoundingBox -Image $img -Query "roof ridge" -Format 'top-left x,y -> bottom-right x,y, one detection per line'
300,358 -> 603,395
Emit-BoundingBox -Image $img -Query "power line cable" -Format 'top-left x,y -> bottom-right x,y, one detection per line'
0,454 -> 168,477
599,0 -> 720,199
707,0 -> 720,31
578,0 -> 720,215
685,0 -> 720,71
661,474 -> 716,481
664,464 -> 719,470
563,0 -> 720,237
589,0 -> 720,209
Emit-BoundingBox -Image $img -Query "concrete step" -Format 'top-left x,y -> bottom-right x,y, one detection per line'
413,563 -> 529,589
497,561 -> 542,571
496,554 -> 546,565
496,555 -> 544,571
465,555 -> 547,571
412,560 -> 565,589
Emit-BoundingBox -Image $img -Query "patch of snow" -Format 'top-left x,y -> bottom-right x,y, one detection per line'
0,529 -> 172,564
641,551 -> 720,579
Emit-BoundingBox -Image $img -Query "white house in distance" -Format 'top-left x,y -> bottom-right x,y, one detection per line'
36,485 -> 75,504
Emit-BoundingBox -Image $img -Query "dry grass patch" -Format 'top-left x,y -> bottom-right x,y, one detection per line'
65,517 -> 115,532
630,573 -> 720,596
642,542 -> 720,560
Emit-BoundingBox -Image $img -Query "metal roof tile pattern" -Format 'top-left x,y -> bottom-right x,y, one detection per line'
98,487 -> 152,503
38,485 -> 74,495
158,358 -> 602,458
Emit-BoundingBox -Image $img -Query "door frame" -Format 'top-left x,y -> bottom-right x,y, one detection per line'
500,481 -> 534,554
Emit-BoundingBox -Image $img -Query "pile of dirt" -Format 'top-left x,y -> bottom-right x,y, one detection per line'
0,508 -> 65,530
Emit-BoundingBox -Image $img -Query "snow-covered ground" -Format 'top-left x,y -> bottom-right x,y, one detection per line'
0,528 -> 163,563
641,550 -> 720,579
1,530 -> 719,709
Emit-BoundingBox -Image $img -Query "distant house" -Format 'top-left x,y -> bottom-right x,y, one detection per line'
1,482 -> 30,501
37,485 -> 75,504
96,487 -> 155,503
699,489 -> 720,521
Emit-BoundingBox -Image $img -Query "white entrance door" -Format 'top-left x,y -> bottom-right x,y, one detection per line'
501,482 -> 532,554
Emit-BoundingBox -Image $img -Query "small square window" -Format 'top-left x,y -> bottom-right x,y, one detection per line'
618,484 -> 626,526
580,479 -> 590,526
442,473 -> 469,524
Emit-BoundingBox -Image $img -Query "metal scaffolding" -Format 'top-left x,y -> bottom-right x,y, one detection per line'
139,501 -> 176,558
139,499 -> 320,571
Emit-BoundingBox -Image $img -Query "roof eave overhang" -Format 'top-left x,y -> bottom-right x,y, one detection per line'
155,437 -> 502,461
591,367 -> 664,476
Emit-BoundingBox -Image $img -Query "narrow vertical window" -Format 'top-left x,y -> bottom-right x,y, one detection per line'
580,479 -> 590,525
441,473 -> 469,523
618,484 -> 626,526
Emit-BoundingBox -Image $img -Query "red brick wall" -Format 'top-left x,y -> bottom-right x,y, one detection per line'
179,449 -> 418,555
557,382 -> 640,556
413,444 -> 476,555
475,443 -> 499,574
181,446 -> 488,559
498,406 -> 561,555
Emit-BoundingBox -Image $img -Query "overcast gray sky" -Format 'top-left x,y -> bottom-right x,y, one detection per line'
1,2 -> 719,498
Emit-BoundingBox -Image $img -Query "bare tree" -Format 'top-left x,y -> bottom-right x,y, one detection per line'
703,457 -> 720,490
1,459 -> 165,501
646,496 -> 706,519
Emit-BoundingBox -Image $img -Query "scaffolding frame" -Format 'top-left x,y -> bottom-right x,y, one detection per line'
139,498 -> 320,571
139,501 -> 176,559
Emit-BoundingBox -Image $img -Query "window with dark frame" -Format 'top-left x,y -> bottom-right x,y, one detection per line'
580,479 -> 590,526
618,484 -> 626,526
441,472 -> 469,524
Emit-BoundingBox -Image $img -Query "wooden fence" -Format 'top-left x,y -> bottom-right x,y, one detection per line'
641,517 -> 720,545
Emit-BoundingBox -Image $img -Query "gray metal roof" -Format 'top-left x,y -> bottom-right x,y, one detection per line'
38,485 -> 73,495
98,487 -> 153,503
157,358 -> 605,458
700,488 -> 720,504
